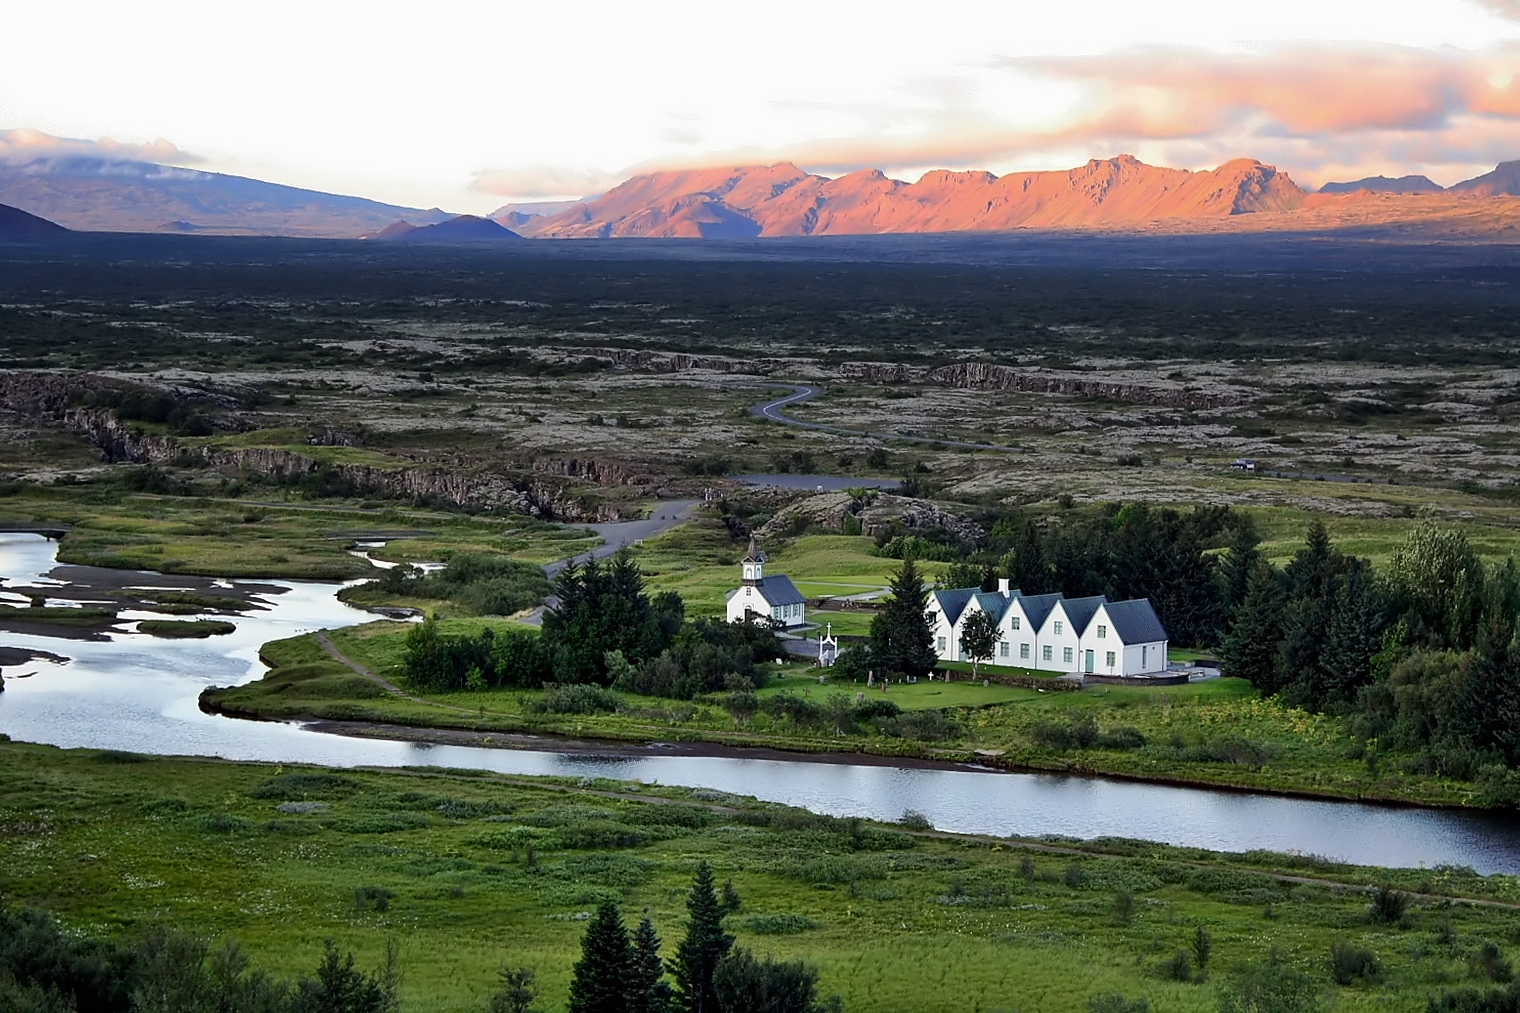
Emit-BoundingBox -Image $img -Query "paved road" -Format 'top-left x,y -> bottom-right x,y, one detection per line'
544,499 -> 700,577
749,384 -> 1025,453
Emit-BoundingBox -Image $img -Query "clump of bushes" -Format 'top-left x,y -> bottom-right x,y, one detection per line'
528,683 -> 622,715
1329,939 -> 1383,985
1029,715 -> 1146,751
744,913 -> 820,935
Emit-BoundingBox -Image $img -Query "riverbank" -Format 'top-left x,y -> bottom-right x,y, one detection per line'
202,621 -> 1485,811
3,737 -> 1518,1013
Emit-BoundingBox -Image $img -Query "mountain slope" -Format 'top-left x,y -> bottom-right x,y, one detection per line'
368,215 -> 521,243
518,156 -> 1307,239
1318,174 -> 1444,195
0,202 -> 68,240
1451,160 -> 1520,196
0,157 -> 452,238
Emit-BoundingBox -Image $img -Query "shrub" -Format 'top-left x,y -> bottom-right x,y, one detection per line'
1368,884 -> 1410,925
1476,942 -> 1514,983
354,886 -> 394,912
1158,950 -> 1193,982
1329,939 -> 1383,986
1114,890 -> 1135,925
897,809 -> 933,830
1088,994 -> 1149,1013
250,772 -> 358,800
530,683 -> 621,715
876,710 -> 962,741
744,913 -> 820,935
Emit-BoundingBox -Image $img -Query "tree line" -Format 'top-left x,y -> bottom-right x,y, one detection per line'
1218,519 -> 1520,790
403,552 -> 785,699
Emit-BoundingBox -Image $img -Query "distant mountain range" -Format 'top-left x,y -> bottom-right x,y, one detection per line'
2,150 -> 1518,241
0,156 -> 451,238
497,157 -> 1520,239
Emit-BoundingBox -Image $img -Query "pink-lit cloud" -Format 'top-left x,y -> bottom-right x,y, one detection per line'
470,165 -> 625,200
1473,0 -> 1520,20
471,41 -> 1520,202
0,128 -> 200,167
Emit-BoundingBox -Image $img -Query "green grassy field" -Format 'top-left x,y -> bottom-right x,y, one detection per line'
0,487 -> 600,581
4,740 -> 1519,1013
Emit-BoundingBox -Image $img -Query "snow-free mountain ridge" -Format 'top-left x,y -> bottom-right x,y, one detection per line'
511,156 -> 1309,239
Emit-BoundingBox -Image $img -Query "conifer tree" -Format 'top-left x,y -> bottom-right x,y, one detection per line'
569,902 -> 634,1013
1220,561 -> 1287,691
869,558 -> 937,677
630,916 -> 672,1013
670,861 -> 733,1013
1216,519 -> 1263,624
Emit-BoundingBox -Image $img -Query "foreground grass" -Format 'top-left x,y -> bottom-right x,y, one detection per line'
3,740 -> 1519,1013
206,622 -> 1479,809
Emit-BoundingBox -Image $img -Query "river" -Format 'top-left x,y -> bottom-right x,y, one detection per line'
2,533 -> 1519,873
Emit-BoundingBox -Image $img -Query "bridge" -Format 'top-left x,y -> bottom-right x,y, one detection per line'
0,524 -> 70,541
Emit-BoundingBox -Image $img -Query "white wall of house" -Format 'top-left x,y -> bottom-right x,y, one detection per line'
950,601 -> 1004,663
1035,601 -> 1084,673
1122,641 -> 1168,674
998,601 -> 1036,667
1079,607 -> 1121,676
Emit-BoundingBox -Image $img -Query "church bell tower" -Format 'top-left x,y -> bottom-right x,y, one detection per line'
742,535 -> 764,586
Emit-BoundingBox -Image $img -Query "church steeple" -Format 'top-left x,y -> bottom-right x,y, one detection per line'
742,535 -> 764,586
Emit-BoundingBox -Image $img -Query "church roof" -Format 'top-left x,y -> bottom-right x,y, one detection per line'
743,536 -> 764,563
751,575 -> 805,607
1102,599 -> 1168,644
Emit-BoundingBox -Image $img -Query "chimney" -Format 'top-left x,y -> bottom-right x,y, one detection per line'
998,578 -> 1011,596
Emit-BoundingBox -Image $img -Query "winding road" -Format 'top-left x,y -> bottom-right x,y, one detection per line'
749,383 -> 1025,453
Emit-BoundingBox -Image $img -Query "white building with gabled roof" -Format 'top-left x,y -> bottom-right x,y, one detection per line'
925,580 -> 1169,676
725,536 -> 807,628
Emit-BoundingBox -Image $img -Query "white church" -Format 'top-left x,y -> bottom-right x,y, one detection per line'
925,579 -> 1169,677
725,537 -> 808,628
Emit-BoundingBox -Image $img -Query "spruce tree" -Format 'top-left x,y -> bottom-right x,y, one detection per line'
1317,564 -> 1386,711
1219,562 -> 1287,691
569,902 -> 634,1013
628,916 -> 672,1013
1216,519 -> 1262,625
869,558 -> 937,677
670,861 -> 733,1013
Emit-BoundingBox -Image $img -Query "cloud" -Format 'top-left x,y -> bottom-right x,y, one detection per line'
1474,0 -> 1520,19
469,165 -> 625,200
1009,44 -> 1520,136
0,128 -> 201,167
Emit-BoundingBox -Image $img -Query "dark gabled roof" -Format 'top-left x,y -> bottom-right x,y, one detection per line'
1055,595 -> 1108,636
743,536 -> 764,563
1103,599 -> 1168,644
972,592 -> 1012,624
931,587 -> 979,627
755,575 -> 805,608
1015,592 -> 1063,630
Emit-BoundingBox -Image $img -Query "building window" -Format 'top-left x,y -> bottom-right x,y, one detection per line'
937,636 -> 946,652
1097,625 -> 1107,639
999,642 -> 1009,657
1063,647 -> 1073,663
1106,651 -> 1116,667
1010,617 -> 1020,630
1020,643 -> 1030,659
1054,621 -> 1064,634
1042,645 -> 1052,662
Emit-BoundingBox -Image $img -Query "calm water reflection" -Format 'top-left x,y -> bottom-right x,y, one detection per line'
3,534 -> 1519,873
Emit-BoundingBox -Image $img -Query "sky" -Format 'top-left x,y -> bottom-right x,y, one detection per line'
2,0 -> 1519,213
